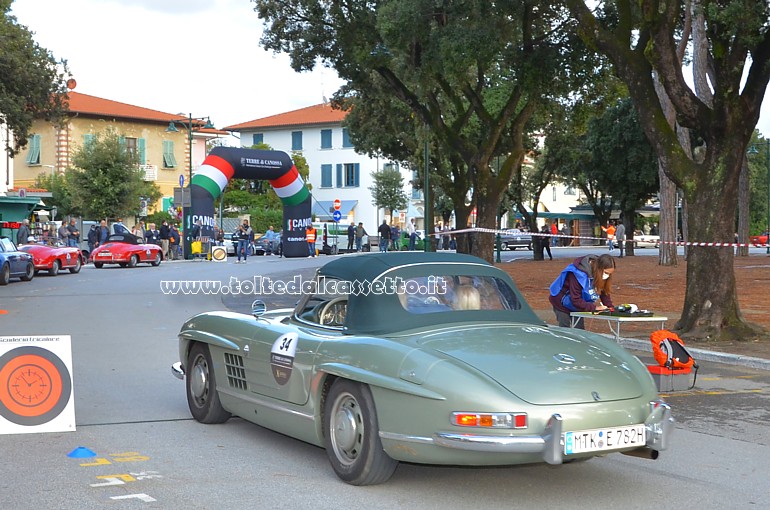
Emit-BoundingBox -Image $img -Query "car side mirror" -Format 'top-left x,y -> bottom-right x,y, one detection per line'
251,299 -> 267,318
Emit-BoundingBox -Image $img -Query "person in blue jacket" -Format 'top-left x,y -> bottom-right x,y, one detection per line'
548,254 -> 616,328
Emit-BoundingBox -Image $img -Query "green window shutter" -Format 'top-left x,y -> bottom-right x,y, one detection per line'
163,140 -> 177,168
83,134 -> 95,149
336,164 -> 342,187
25,134 -> 41,164
138,138 -> 146,165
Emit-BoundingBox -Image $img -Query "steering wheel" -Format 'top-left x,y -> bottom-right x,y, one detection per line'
319,297 -> 347,326
423,296 -> 441,305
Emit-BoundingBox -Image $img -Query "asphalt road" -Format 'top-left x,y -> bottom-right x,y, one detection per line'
0,253 -> 768,509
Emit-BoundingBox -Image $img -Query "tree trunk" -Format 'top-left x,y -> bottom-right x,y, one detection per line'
658,165 -> 678,266
470,196 -> 501,262
675,157 -> 757,340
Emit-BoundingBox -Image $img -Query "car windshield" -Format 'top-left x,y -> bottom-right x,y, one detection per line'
397,274 -> 520,313
0,238 -> 15,252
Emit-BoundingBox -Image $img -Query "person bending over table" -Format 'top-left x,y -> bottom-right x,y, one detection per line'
548,254 -> 615,329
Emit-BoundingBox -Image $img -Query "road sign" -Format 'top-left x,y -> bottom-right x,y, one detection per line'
332,210 -> 342,222
179,174 -> 185,187
333,198 -> 341,211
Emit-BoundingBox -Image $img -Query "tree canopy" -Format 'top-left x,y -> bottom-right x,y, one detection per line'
0,0 -> 70,155
565,0 -> 770,340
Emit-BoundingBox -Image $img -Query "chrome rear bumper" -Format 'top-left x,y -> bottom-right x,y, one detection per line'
432,402 -> 673,465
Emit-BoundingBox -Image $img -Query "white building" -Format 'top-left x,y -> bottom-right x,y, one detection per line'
224,103 -> 418,233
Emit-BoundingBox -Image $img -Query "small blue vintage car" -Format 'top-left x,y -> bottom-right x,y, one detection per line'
0,237 -> 34,285
172,252 -> 673,485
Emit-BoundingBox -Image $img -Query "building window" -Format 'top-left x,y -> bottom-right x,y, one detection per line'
342,128 -> 353,148
253,133 -> 263,146
552,186 -> 557,202
291,131 -> 303,151
321,129 -> 332,149
163,140 -> 177,168
336,163 -> 359,187
321,164 -> 332,188
25,134 -> 41,165
411,169 -> 422,199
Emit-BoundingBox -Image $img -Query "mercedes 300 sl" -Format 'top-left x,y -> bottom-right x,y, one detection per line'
172,252 -> 673,485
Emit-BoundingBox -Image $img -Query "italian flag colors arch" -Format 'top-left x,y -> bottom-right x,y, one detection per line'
190,147 -> 312,258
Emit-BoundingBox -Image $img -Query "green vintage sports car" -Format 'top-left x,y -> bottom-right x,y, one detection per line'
172,252 -> 673,485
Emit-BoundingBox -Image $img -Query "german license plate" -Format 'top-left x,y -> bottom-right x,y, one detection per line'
98,251 -> 112,257
564,424 -> 646,455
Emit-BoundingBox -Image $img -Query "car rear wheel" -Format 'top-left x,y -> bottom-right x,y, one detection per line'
323,379 -> 397,485
94,262 -> 103,268
186,343 -> 230,424
69,257 -> 82,274
150,252 -> 161,266
20,262 -> 34,281
0,263 -> 9,285
49,259 -> 60,276
127,254 -> 139,268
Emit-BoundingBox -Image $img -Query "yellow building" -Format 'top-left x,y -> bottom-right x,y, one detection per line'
14,90 -> 222,215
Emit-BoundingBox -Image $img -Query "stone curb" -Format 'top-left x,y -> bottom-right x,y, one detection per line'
618,337 -> 770,372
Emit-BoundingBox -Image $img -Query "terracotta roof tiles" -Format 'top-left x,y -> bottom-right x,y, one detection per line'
224,103 -> 347,131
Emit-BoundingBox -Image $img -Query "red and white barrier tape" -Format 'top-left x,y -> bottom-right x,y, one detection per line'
424,226 -> 769,248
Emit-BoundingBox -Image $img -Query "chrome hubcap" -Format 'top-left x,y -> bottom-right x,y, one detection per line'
190,356 -> 209,403
331,393 -> 362,464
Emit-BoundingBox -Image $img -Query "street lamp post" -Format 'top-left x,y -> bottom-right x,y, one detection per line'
166,113 -> 214,259
747,140 -> 770,254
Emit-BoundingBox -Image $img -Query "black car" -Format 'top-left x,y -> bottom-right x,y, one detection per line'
499,229 -> 533,250
253,231 -> 282,256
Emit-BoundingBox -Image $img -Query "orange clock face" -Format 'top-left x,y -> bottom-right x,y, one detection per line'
0,346 -> 71,426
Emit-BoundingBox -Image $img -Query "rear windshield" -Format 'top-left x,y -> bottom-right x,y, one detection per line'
397,275 -> 520,314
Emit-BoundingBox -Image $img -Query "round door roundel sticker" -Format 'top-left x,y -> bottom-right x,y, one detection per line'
270,332 -> 298,386
0,346 -> 72,426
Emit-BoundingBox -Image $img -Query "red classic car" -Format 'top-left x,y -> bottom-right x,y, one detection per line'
90,233 -> 163,268
750,231 -> 769,246
19,243 -> 84,276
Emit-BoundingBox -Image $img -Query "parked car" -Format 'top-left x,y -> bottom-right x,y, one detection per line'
19,243 -> 84,276
633,234 -> 660,249
0,237 -> 34,285
750,231 -> 769,246
221,232 -> 237,256
171,252 -> 673,485
397,230 -> 426,250
253,232 -> 282,256
90,233 -> 163,268
499,229 -> 533,250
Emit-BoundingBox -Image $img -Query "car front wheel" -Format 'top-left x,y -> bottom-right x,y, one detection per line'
323,379 -> 397,485
0,263 -> 9,285
69,257 -> 82,274
20,262 -> 34,281
186,343 -> 230,424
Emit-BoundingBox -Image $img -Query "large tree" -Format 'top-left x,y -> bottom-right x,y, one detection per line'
565,0 -> 770,340
254,0 -> 592,262
67,129 -> 161,220
0,1 -> 70,155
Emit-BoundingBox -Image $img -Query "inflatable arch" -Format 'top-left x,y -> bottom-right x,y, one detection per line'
188,146 -> 312,258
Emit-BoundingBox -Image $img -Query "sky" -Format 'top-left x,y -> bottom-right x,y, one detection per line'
8,0 -> 770,139
10,0 -> 345,131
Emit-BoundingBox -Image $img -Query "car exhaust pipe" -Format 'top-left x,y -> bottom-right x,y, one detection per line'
621,447 -> 659,460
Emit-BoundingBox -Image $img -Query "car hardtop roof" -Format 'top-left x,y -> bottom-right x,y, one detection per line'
106,232 -> 143,244
319,251 -> 491,281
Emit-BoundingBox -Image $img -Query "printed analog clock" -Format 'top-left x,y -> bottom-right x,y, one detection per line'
0,346 -> 72,426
